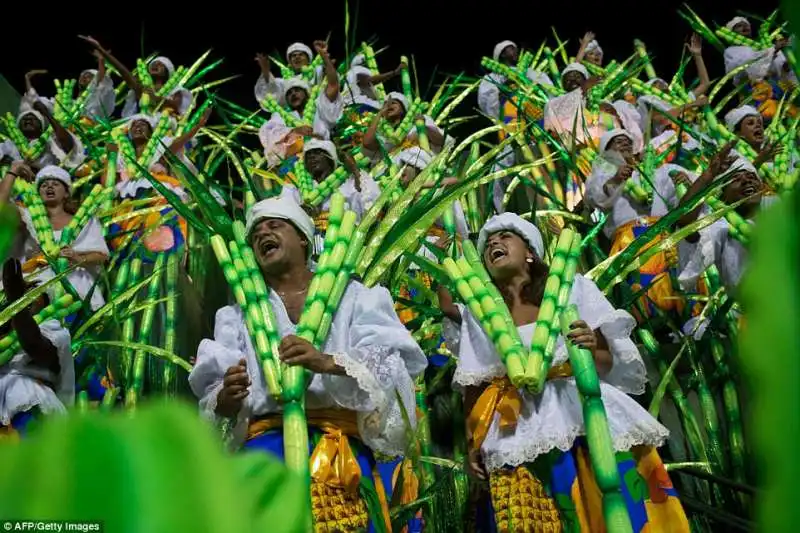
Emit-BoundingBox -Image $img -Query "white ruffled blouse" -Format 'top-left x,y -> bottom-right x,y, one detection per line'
0,319 -> 74,425
189,281 -> 428,456
453,274 -> 668,472
584,157 -> 650,237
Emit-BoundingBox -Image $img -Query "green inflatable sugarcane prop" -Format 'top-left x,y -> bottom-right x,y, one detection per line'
524,229 -> 581,392
2,113 -> 53,162
400,55 -> 413,103
633,39 -> 658,81
560,304 -> 634,533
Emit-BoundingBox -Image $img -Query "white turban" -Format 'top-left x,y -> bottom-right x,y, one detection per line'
245,198 -> 316,258
386,91 -> 409,112
585,40 -> 603,57
16,109 -> 46,129
725,16 -> 751,31
284,77 -> 311,96
351,54 -> 366,67
477,213 -> 544,258
167,86 -> 193,116
151,56 -> 176,76
393,147 -> 432,171
35,165 -> 72,191
562,63 -> 589,79
286,43 -> 314,62
599,128 -> 634,153
493,40 -> 517,61
727,157 -> 758,177
81,69 -> 98,78
127,113 -> 159,132
724,105 -> 760,131
646,78 -> 668,87
303,138 -> 339,165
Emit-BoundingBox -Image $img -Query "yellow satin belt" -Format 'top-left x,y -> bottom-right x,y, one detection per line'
468,365 -> 573,453
247,409 -> 362,494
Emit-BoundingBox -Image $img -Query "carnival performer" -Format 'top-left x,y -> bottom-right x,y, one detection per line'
438,213 -> 687,532
576,31 -> 604,67
0,259 -> 73,439
342,58 -> 405,110
255,42 -> 325,107
14,85 -> 85,171
362,92 -> 448,159
1,164 -> 108,310
724,104 -> 787,169
189,198 -> 427,531
723,16 -> 792,84
78,49 -> 116,122
585,129 -> 682,316
258,41 -> 343,168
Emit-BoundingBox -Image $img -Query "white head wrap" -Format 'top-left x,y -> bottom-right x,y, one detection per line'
35,165 -> 72,191
245,198 -> 316,258
81,69 -> 98,79
493,40 -> 517,61
151,56 -> 176,76
600,128 -> 634,153
167,86 -> 193,116
16,109 -> 46,129
562,63 -> 589,80
477,213 -> 544,258
585,40 -> 603,57
286,43 -> 314,62
284,77 -> 311,96
393,147 -> 432,171
727,157 -> 758,177
725,16 -> 751,31
127,113 -> 159,132
386,92 -> 409,112
724,105 -> 760,131
351,54 -> 366,67
303,139 -> 339,165
646,78 -> 668,87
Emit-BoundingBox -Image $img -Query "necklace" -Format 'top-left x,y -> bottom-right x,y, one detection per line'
277,287 -> 308,297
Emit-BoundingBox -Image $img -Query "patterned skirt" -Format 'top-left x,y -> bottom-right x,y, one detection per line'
488,440 -> 689,533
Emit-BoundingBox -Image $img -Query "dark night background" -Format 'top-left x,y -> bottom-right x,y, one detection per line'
0,0 -> 782,108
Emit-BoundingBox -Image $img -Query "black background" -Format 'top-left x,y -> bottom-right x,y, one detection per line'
1,0 -> 781,105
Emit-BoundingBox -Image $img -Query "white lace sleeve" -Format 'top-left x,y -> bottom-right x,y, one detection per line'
678,222 -> 727,291
188,306 -> 251,446
321,284 -> 427,456
570,275 -> 647,395
585,161 -> 625,211
478,76 -> 500,119
651,166 -> 677,217
72,217 -> 110,255
255,74 -> 284,106
724,46 -> 773,81
39,320 -> 74,406
49,132 -> 85,170
453,304 -> 507,387
315,90 -> 344,129
355,171 -> 381,215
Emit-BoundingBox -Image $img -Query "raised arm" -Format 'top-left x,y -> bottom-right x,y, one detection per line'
32,100 -> 74,154
686,34 -> 710,97
369,62 -> 405,85
168,106 -> 213,155
2,259 -> 59,375
93,49 -> 107,83
79,35 -> 143,98
362,105 -> 387,152
314,40 -> 339,101
576,31 -> 595,63
24,70 -> 48,95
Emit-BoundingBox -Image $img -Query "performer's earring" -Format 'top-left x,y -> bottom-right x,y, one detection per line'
526,257 -> 534,263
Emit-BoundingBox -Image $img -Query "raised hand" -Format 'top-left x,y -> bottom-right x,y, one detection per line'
78,35 -> 103,49
313,40 -> 329,57
255,53 -> 270,73
686,33 -> 703,56
581,31 -> 596,46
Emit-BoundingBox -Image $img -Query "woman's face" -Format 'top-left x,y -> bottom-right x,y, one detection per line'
733,22 -> 752,38
288,51 -> 310,71
585,49 -> 603,66
164,92 -> 184,114
651,79 -> 669,93
737,115 -> 764,147
483,230 -> 533,280
304,149 -> 334,177
38,179 -> 69,206
286,87 -> 309,111
149,61 -> 169,79
562,71 -> 586,92
79,71 -> 94,89
722,170 -> 762,207
385,99 -> 405,121
130,120 -> 153,142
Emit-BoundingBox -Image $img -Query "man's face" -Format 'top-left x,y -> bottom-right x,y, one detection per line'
562,71 -> 586,92
500,45 -> 519,66
733,22 -> 752,38
38,178 -> 69,206
608,135 -> 634,159
289,51 -> 310,71
304,149 -> 334,177
722,170 -> 762,207
19,113 -> 43,138
286,87 -> 308,111
250,218 -> 308,273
